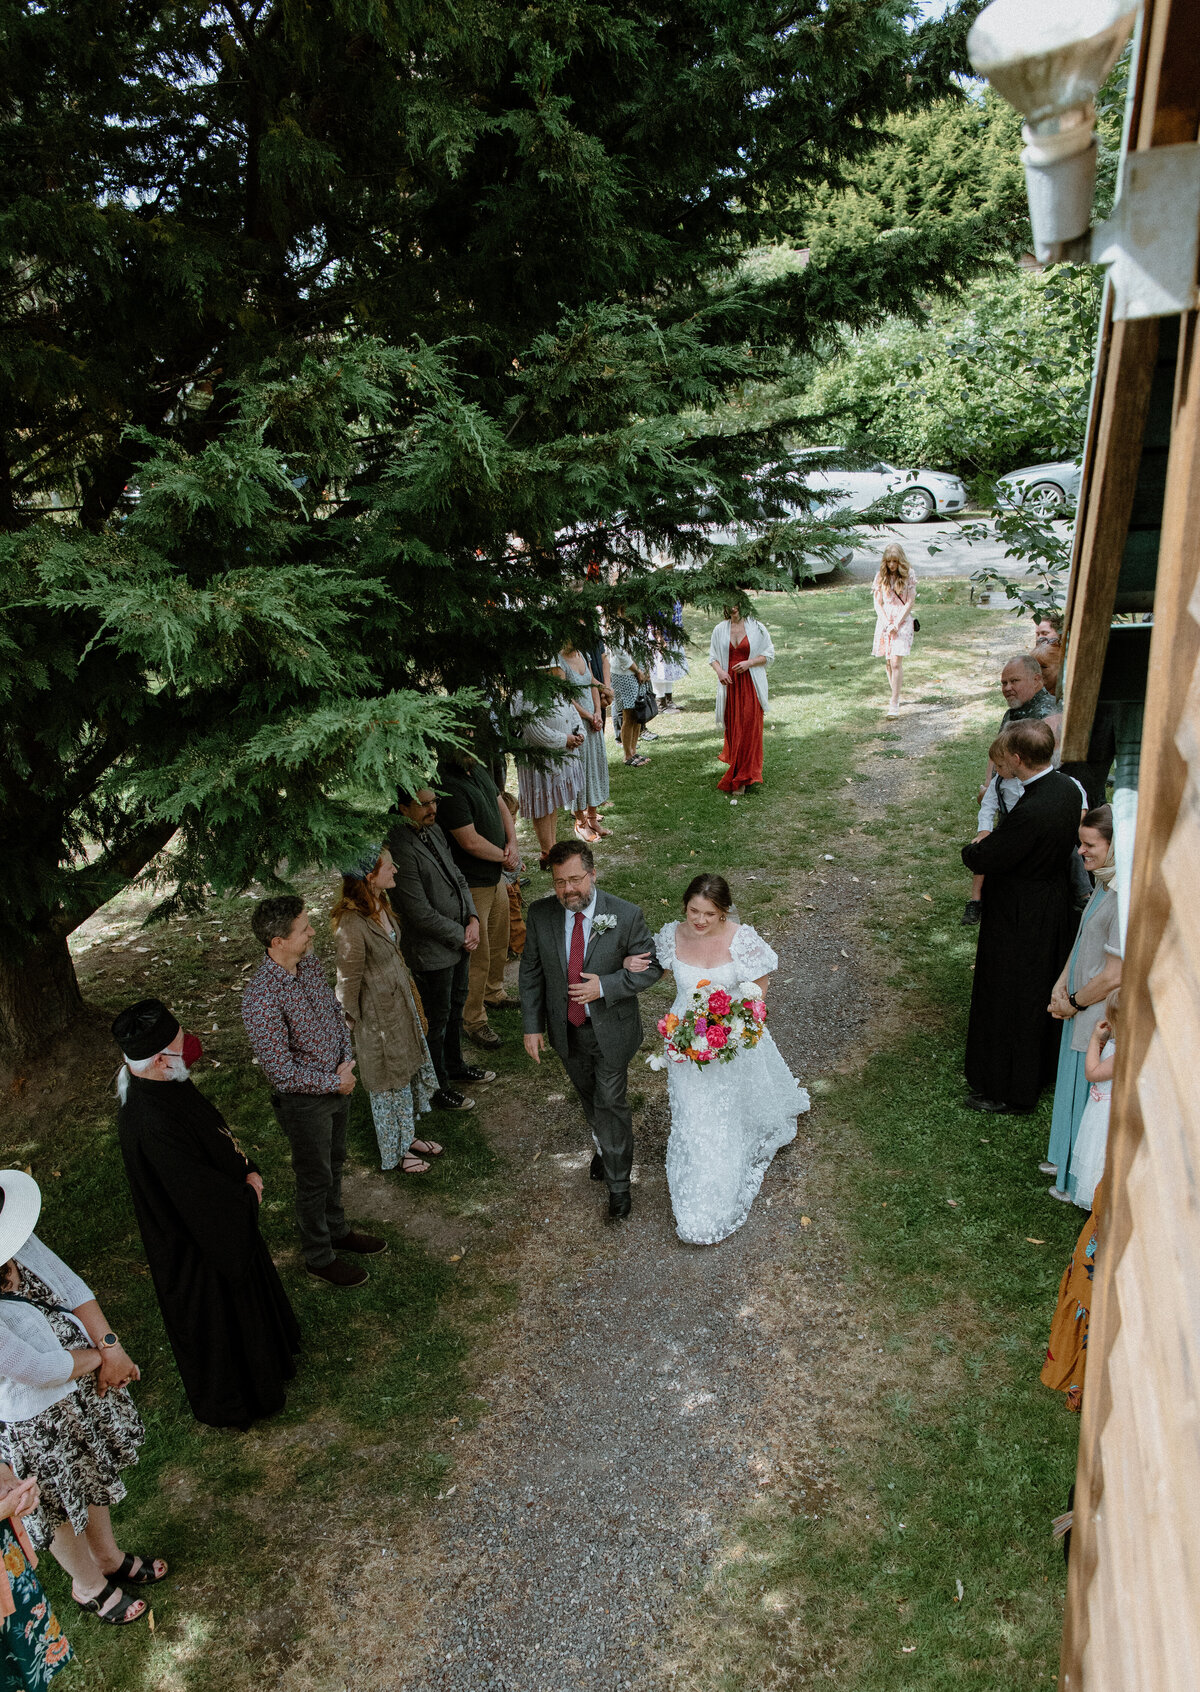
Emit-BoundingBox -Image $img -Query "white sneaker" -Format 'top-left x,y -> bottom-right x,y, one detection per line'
1047,1185 -> 1074,1203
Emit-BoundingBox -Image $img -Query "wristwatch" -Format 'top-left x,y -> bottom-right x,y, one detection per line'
1067,992 -> 1081,1011
99,1332 -> 119,1350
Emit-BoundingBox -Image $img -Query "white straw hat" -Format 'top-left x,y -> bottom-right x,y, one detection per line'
0,1171 -> 42,1264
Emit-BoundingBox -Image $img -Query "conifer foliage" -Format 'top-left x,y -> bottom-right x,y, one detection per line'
0,0 -> 984,1052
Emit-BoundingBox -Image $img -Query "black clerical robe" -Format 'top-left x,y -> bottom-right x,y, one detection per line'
118,1074 -> 300,1428
961,769 -> 1082,1111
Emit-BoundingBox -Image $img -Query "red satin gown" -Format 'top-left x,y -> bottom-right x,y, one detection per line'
717,634 -> 764,793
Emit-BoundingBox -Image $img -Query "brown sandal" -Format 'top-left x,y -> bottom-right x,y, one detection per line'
401,1153 -> 430,1174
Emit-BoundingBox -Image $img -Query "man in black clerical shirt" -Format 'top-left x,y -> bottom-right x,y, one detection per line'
961,720 -> 1082,1115
112,998 -> 300,1430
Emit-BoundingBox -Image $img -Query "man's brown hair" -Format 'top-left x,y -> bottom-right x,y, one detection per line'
995,718 -> 1055,767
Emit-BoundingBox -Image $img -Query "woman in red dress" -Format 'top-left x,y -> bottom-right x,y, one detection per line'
708,606 -> 775,803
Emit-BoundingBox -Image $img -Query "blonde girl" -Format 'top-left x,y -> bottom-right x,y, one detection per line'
871,542 -> 917,717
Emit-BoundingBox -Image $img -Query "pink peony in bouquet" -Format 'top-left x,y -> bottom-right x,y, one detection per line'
648,978 -> 768,1068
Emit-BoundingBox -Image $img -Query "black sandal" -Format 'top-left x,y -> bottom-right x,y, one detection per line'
73,1579 -> 147,1625
108,1551 -> 169,1586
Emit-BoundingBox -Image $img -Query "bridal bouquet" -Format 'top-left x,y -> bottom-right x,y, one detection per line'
647,979 -> 767,1069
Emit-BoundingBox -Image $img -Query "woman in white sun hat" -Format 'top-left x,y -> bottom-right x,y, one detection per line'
0,1170 -> 165,1628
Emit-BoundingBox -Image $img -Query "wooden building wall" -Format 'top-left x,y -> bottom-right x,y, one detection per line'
1059,2 -> 1200,1677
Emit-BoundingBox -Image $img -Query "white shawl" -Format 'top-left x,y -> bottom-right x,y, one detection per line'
708,619 -> 775,726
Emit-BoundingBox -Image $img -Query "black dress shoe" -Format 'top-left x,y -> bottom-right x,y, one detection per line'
964,1095 -> 1009,1114
608,1191 -> 631,1219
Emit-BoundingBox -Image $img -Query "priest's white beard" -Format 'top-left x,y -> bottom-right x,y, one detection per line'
115,1051 -> 189,1103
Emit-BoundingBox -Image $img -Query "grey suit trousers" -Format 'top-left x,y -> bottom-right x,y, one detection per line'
562,1019 -> 633,1193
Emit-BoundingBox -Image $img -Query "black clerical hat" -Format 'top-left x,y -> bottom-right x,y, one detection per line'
111,998 -> 180,1061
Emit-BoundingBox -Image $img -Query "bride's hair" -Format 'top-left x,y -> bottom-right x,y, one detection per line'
682,873 -> 732,913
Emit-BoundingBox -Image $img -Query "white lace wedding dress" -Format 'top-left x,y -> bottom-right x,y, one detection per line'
653,921 -> 810,1245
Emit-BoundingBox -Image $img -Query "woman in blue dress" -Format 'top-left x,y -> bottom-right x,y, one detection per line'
1045,807 -> 1122,1201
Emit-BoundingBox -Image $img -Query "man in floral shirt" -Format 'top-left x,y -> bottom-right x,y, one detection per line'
242,895 -> 385,1288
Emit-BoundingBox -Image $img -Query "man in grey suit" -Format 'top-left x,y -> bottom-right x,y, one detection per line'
520,842 -> 663,1219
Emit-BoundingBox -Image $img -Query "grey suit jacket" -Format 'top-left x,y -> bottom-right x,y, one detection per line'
385,820 -> 476,974
518,889 -> 664,1064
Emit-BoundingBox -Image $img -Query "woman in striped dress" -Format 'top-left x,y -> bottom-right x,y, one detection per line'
512,680 -> 584,871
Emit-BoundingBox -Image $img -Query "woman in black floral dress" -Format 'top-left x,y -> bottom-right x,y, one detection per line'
0,1171 -> 167,1627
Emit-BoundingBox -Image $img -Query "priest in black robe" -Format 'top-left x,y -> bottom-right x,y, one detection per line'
112,998 -> 301,1429
961,721 -> 1084,1114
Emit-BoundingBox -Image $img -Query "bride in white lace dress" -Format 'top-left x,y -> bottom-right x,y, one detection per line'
646,874 -> 809,1245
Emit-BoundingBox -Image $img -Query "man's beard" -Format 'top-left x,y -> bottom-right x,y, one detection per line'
559,890 -> 591,911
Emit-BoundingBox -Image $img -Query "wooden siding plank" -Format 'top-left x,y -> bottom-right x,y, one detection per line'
1060,318 -> 1159,762
1061,288 -> 1200,1691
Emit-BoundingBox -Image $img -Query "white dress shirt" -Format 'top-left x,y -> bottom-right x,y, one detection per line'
564,891 -> 604,1015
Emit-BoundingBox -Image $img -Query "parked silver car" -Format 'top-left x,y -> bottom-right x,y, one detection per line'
995,459 -> 1082,512
791,447 -> 968,524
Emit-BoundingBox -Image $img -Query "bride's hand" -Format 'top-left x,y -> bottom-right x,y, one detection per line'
622,951 -> 652,973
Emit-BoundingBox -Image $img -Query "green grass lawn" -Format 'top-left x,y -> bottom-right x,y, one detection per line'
9,579 -> 1080,1688
657,593 -> 1083,1691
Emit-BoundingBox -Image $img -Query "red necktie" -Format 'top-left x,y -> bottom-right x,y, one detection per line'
568,911 -> 587,1027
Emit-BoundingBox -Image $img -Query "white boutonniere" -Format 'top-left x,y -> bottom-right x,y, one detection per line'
591,913 -> 618,934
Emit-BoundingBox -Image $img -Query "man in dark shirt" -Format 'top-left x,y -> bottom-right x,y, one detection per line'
961,720 -> 1081,1114
436,747 -> 520,1051
964,654 -> 1065,926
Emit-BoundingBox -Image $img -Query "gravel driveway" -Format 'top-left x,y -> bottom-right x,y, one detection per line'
835,515 -> 1071,584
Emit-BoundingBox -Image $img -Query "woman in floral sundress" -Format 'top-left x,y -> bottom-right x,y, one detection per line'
0,1472 -> 71,1689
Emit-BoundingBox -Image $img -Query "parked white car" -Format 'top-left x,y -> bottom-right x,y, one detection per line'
994,459 -> 1082,512
791,447 -> 968,524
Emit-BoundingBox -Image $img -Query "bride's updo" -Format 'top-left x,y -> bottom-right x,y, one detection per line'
682,873 -> 732,914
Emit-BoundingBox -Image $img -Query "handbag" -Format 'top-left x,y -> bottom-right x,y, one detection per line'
630,686 -> 659,725
912,618 -> 920,632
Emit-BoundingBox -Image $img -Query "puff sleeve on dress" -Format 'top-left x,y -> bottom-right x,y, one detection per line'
730,923 -> 778,978
653,922 -> 678,970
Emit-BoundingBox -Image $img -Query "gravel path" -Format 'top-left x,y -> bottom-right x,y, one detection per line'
388,869 -> 883,1692
339,614 -> 1018,1692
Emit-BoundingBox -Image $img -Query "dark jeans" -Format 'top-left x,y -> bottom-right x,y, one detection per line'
412,953 -> 470,1088
271,1091 -> 350,1267
562,1020 -> 633,1194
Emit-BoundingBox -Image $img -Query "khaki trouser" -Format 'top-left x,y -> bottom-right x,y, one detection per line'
464,882 -> 511,1033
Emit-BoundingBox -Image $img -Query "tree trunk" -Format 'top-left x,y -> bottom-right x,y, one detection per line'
0,930 -> 85,1059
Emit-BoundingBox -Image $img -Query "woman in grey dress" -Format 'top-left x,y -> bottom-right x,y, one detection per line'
511,681 -> 584,869
559,640 -> 611,841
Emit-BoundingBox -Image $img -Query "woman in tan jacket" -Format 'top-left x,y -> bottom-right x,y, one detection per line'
333,848 -> 443,1174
